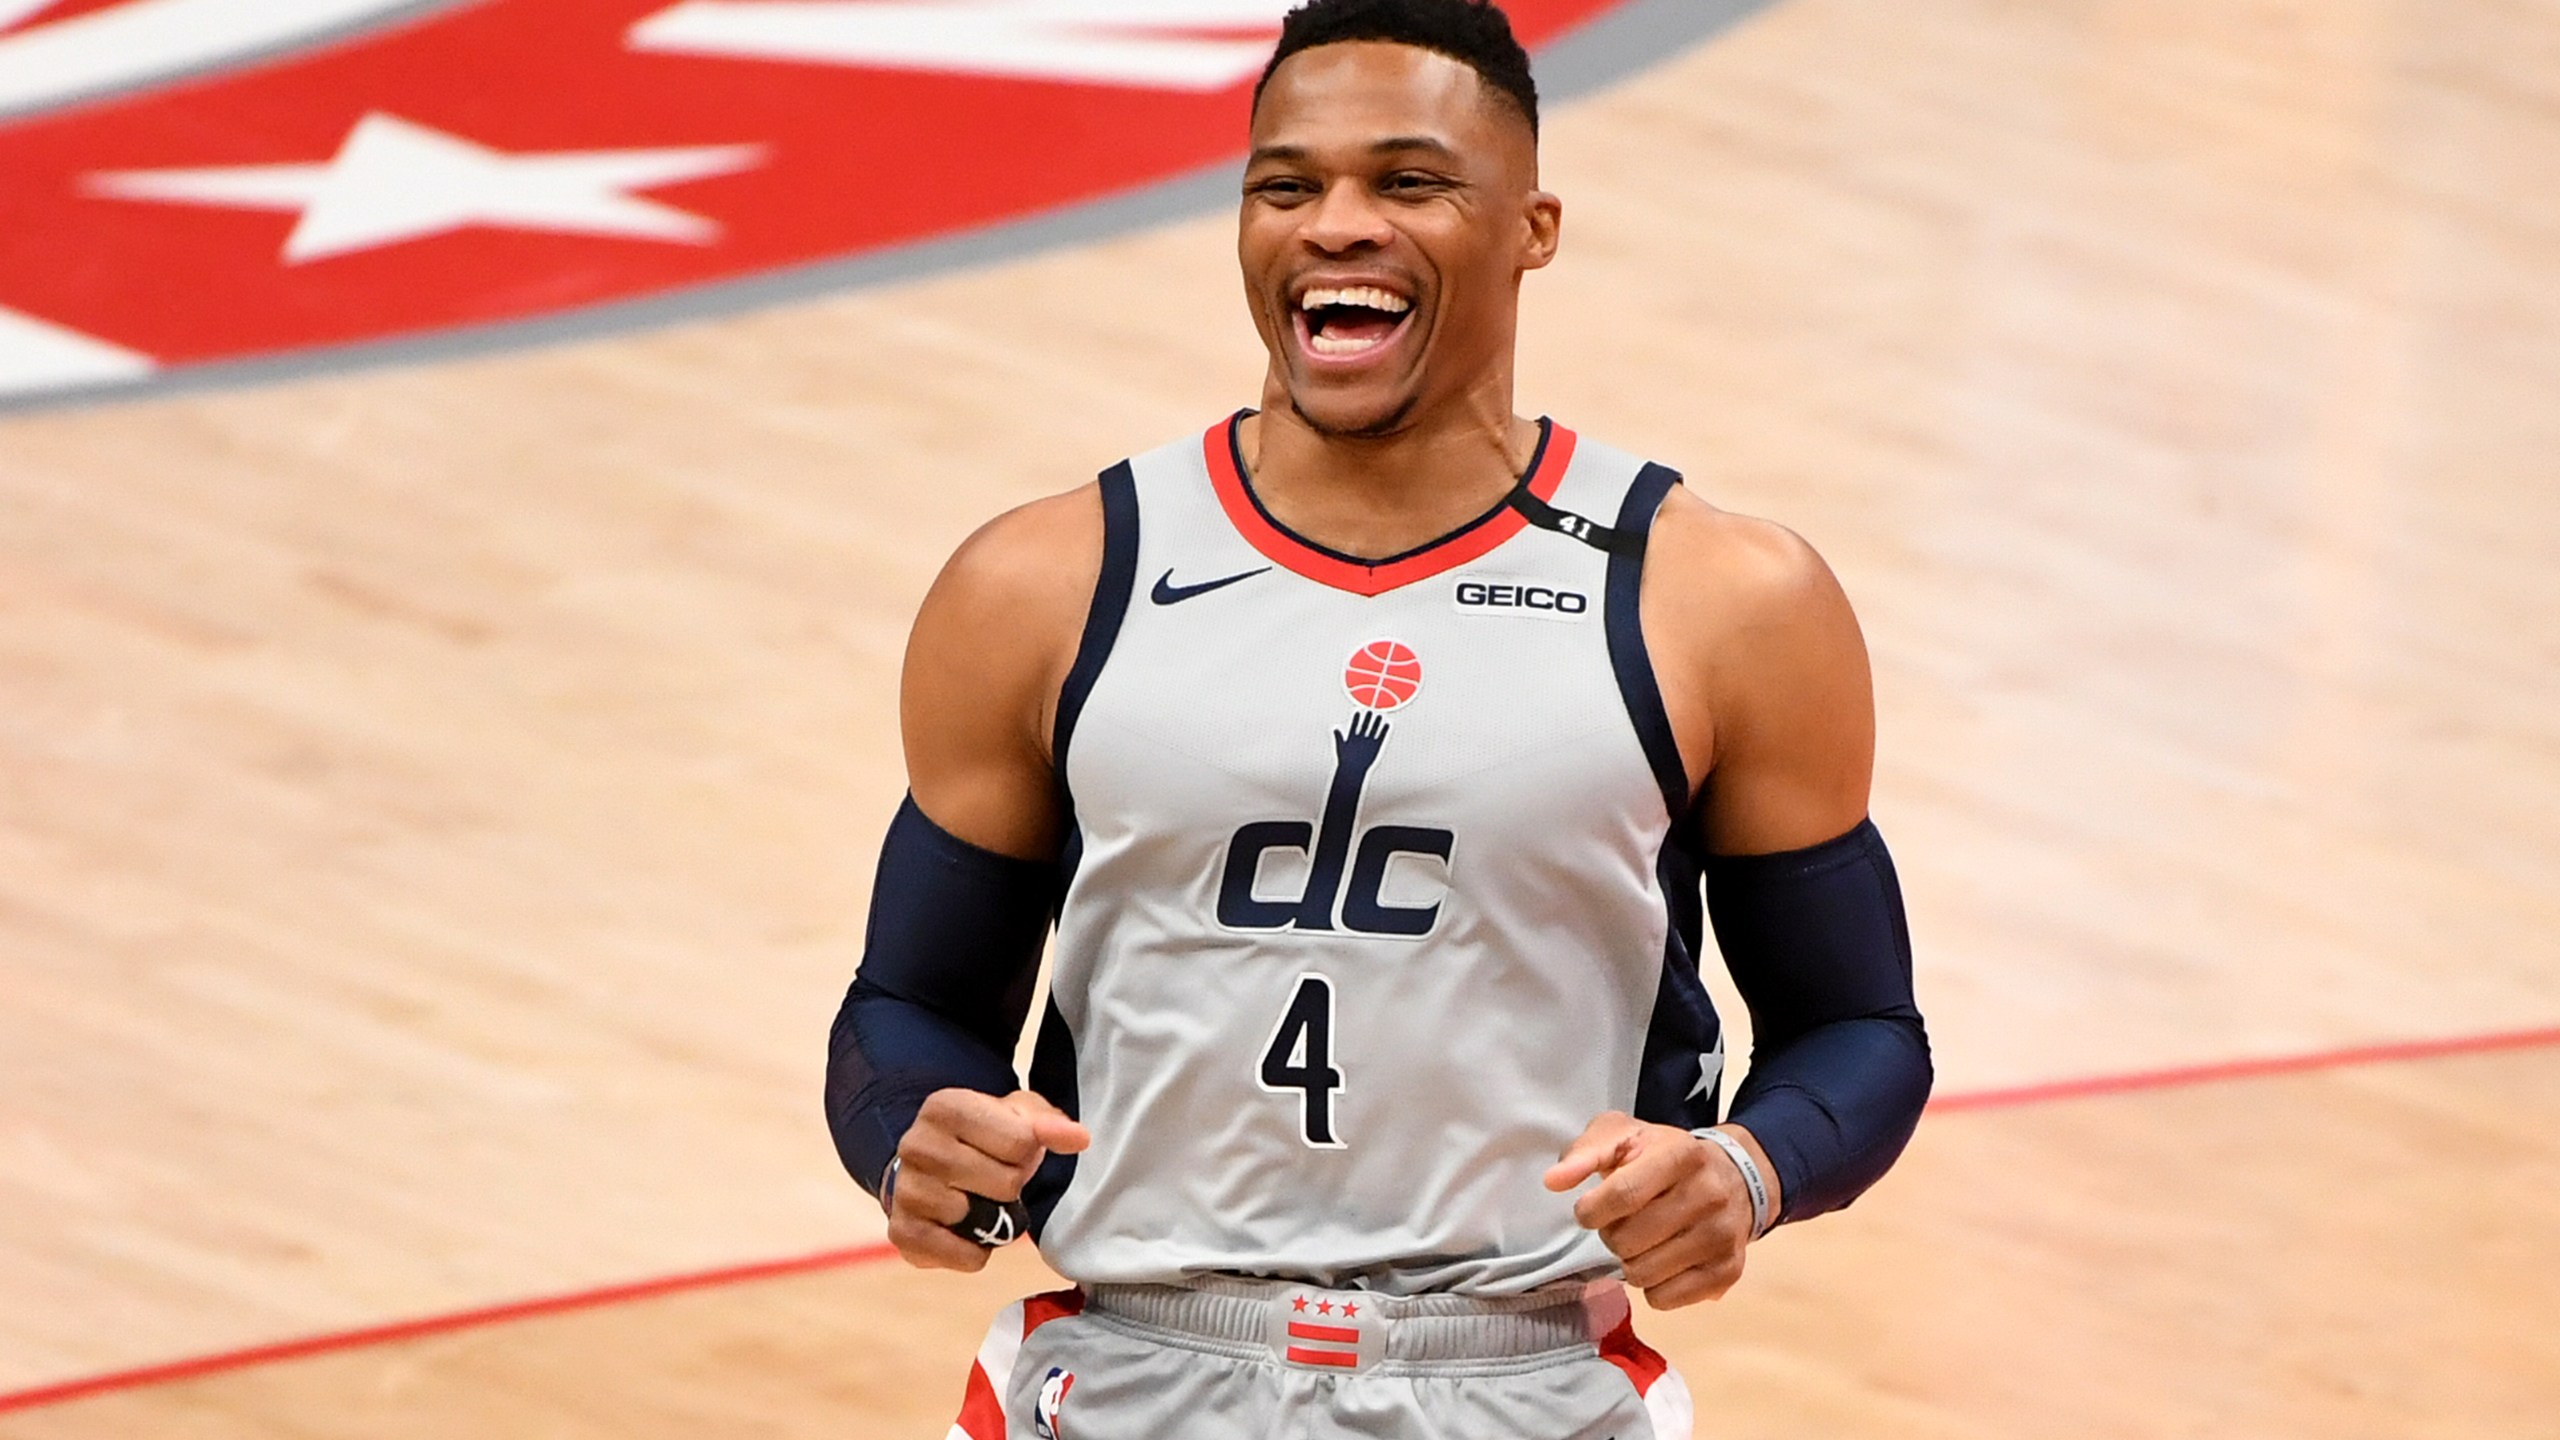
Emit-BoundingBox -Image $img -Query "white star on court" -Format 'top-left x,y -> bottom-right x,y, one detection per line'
84,112 -> 765,263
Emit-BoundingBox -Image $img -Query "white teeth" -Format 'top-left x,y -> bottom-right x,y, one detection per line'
1299,285 -> 1411,315
1308,329 -> 1389,357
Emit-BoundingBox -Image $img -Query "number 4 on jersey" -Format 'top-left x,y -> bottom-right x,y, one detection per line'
1260,974 -> 1345,1148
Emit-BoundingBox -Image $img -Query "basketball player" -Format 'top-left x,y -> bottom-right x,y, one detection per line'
826,2 -> 1931,1435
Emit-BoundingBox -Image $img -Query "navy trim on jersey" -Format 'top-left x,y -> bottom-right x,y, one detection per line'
1053,461 -> 1141,772
1023,997 -> 1081,1234
1225,412 -> 1556,569
1630,811 -> 1725,1132
1609,461 -> 1725,1132
1029,460 -> 1134,1232
1603,462 -> 1691,821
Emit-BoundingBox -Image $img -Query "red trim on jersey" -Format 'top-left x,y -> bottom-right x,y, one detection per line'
1202,413 -> 1580,597
1597,1311 -> 1670,1396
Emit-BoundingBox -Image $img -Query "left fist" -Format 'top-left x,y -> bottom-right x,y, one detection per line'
1544,1112 -> 1774,1309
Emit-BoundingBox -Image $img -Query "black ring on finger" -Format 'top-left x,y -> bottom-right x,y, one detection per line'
947,1191 -> 1031,1249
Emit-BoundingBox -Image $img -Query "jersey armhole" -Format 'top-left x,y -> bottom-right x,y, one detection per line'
1024,464 -> 1133,1234
1603,462 -> 1691,823
1051,461 -> 1141,783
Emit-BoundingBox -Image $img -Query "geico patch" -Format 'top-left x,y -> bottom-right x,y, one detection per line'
1451,575 -> 1592,621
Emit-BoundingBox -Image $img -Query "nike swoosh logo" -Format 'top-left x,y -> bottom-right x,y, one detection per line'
1150,566 -> 1269,605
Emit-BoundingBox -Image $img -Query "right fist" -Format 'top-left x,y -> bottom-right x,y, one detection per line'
885,1089 -> 1091,1272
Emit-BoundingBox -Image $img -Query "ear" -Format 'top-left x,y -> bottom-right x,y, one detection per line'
1520,188 -> 1563,272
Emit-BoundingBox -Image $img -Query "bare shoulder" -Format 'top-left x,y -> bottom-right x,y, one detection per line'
924,483 -> 1106,632
1638,483 -> 1874,852
901,483 -> 1105,857
1643,484 -> 1858,650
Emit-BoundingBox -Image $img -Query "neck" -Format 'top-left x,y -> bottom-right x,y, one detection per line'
1240,371 -> 1544,562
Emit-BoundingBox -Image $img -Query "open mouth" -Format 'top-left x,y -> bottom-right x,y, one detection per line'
1294,284 -> 1415,363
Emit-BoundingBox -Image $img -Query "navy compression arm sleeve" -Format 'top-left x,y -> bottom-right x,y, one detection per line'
824,795 -> 1057,1200
1708,819 -> 1932,1225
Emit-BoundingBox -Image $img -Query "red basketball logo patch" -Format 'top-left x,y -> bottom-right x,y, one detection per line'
1344,640 -> 1422,712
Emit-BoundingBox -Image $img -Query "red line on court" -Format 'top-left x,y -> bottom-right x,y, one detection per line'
1924,1023 -> 2560,1113
0,1242 -> 894,1417
6,1022 -> 2557,1417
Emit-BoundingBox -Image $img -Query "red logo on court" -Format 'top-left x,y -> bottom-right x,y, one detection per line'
1344,640 -> 1422,712
0,0 -> 1658,406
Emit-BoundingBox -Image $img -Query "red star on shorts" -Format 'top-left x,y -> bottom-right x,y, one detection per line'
1342,1302 -> 1360,1318
1292,1296 -> 1308,1312
1315,1300 -> 1334,1315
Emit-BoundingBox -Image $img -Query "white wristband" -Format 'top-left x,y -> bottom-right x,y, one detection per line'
1694,1127 -> 1773,1240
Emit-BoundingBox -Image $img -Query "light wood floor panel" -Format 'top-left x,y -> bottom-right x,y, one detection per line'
2,0 -> 2557,1423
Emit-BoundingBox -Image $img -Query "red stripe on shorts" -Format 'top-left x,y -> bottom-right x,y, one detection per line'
953,1289 -> 1085,1440
1596,1311 -> 1669,1396
1284,1345 -> 1361,1368
1021,1288 -> 1087,1335
954,1361 -> 1006,1440
1286,1321 -> 1360,1344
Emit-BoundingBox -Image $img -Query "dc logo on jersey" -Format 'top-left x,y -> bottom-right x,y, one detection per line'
1034,1367 -> 1074,1440
1215,641 -> 1454,938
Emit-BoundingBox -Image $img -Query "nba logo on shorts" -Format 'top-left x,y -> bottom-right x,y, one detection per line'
1034,1367 -> 1074,1440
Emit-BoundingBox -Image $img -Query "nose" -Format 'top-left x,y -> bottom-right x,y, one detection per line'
1300,177 -> 1393,256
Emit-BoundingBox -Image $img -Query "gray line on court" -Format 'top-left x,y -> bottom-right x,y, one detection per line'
0,0 -> 1786,418
0,0 -> 473,124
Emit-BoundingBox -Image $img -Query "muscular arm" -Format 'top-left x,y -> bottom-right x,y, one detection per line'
1647,487 -> 1930,1221
1553,487 -> 1930,1310
901,485 -> 1104,859
824,487 -> 1102,1270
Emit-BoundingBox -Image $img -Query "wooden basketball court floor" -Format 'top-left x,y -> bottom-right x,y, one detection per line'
5,0 -> 2558,1434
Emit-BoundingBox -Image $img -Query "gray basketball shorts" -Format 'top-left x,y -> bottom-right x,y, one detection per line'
943,1276 -> 1695,1440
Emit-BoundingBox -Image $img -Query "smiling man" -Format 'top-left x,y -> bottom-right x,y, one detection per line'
824,3 -> 1933,1437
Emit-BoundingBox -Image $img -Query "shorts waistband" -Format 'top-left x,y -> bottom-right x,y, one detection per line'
1083,1277 -> 1598,1375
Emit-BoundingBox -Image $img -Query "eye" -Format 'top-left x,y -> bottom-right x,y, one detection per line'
1247,175 -> 1318,202
1381,171 -> 1451,197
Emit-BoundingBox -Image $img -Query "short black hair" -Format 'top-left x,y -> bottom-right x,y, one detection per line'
1253,0 -> 1540,139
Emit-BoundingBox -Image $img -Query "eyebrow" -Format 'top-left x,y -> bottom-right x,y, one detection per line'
1248,135 -> 1463,165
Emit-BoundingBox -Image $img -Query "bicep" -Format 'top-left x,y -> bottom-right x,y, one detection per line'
900,487 -> 1102,860
1649,500 -> 1874,856
1703,556 -> 1873,854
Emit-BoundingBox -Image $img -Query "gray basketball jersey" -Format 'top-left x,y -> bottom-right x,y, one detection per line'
1025,414 -> 1726,1296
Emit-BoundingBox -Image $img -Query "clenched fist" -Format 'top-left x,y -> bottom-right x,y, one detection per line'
886,1088 -> 1090,1273
1545,1112 -> 1779,1309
